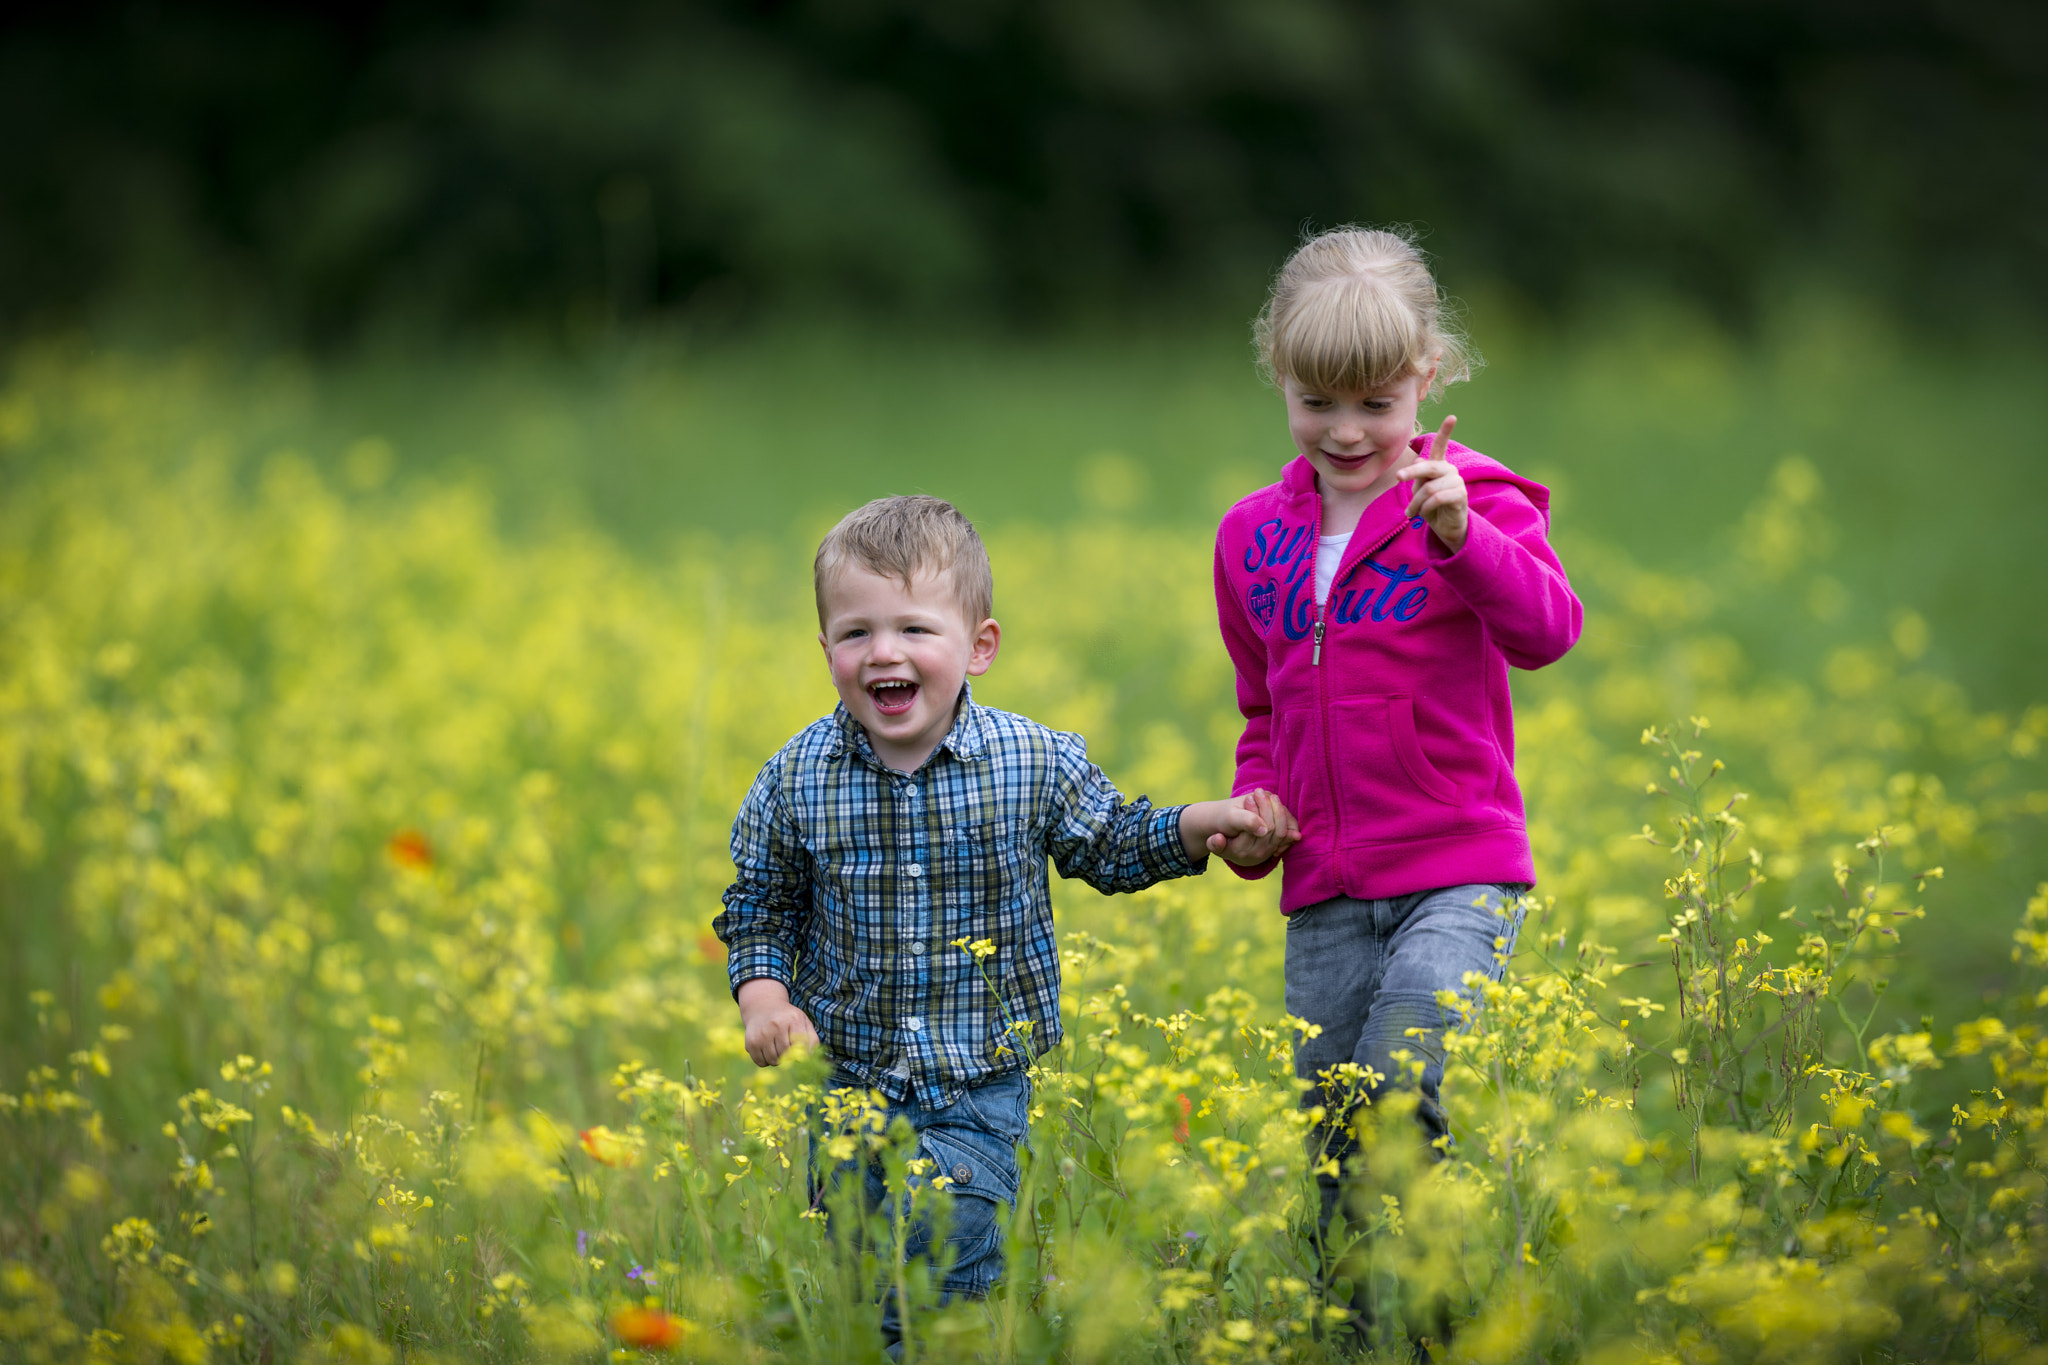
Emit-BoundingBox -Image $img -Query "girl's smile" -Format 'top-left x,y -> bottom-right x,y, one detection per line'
1283,370 -> 1435,533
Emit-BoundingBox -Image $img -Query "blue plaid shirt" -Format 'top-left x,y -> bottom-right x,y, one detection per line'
715,686 -> 1205,1108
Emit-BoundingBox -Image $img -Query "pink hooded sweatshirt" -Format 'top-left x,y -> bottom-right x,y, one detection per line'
1214,438 -> 1582,912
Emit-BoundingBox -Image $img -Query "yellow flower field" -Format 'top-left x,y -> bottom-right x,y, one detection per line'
2,350 -> 2046,1362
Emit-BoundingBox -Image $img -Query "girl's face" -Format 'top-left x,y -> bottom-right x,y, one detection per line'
1283,369 -> 1435,507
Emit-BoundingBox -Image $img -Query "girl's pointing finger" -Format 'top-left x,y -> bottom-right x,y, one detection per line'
1428,413 -> 1457,462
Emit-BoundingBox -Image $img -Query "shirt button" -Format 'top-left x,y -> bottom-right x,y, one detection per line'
905,863 -> 923,878
909,940 -> 926,956
905,1016 -> 924,1032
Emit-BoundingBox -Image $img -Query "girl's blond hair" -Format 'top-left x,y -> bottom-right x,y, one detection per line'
1254,226 -> 1477,398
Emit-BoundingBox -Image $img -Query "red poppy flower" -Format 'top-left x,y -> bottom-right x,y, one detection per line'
387,829 -> 433,870
579,1126 -> 638,1168
697,933 -> 727,963
1174,1092 -> 1192,1144
611,1307 -> 687,1350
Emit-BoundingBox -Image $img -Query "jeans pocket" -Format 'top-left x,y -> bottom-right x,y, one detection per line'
918,1124 -> 1020,1208
953,1071 -> 1031,1143
917,1124 -> 1018,1294
1494,883 -> 1530,954
1459,884 -> 1527,981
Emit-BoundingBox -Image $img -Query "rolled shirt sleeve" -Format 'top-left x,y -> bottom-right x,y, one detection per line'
1043,731 -> 1206,894
714,765 -> 811,995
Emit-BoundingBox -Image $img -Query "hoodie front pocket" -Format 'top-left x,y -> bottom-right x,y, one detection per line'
1277,709 -> 1318,830
1328,694 -> 1464,840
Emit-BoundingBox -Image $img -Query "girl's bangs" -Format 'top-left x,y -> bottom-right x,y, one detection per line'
1276,276 -> 1427,393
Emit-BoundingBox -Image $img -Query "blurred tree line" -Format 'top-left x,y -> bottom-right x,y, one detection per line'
2,0 -> 2042,342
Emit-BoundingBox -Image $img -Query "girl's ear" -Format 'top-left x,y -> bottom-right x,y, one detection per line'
966,618 -> 1002,676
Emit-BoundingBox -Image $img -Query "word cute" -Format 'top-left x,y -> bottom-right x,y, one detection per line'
1241,517 -> 1431,642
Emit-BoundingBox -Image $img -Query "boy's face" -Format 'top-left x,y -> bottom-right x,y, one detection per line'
817,563 -> 1000,773
1284,368 -> 1436,505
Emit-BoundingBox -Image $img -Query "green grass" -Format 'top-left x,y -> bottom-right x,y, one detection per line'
28,296 -> 2042,708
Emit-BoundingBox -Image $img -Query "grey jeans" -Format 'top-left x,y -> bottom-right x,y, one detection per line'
1286,883 -> 1525,1230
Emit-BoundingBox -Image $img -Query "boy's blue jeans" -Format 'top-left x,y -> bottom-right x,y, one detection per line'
810,1067 -> 1031,1344
1285,884 -> 1526,1233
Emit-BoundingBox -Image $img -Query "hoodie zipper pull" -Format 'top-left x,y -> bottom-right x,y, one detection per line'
1312,619 -> 1325,666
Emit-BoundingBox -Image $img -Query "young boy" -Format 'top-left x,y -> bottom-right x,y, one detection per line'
713,495 -> 1296,1337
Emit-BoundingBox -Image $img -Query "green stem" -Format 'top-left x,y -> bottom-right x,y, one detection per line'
244,1102 -> 260,1275
779,1256 -> 819,1358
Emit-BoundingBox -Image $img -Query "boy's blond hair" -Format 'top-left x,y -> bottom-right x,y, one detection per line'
1254,226 -> 1477,399
814,495 -> 994,629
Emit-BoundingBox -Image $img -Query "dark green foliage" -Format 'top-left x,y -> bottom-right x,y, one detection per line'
1,0 -> 2043,341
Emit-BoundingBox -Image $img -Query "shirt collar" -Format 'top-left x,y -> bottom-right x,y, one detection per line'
827,681 -> 988,769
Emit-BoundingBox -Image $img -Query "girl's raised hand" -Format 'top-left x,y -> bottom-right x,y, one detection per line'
1398,414 -> 1468,554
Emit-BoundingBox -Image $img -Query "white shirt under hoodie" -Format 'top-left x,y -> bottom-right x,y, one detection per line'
1314,530 -> 1353,604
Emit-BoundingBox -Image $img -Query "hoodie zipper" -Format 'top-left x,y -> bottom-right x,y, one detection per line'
1308,502 -> 1412,888
1311,515 -> 1408,667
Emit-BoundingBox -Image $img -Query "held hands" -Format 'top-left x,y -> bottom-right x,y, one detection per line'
1181,789 -> 1301,867
1397,414 -> 1468,554
735,977 -> 819,1067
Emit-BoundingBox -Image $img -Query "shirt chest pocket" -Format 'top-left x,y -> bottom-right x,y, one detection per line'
935,819 -> 1035,912
809,845 -> 889,910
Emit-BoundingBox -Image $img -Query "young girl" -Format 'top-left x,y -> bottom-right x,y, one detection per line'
1212,227 -> 1582,1296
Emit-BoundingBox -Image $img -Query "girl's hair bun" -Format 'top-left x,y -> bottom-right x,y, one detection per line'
1255,226 -> 1477,399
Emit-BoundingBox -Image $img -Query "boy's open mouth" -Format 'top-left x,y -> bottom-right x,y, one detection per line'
868,679 -> 920,716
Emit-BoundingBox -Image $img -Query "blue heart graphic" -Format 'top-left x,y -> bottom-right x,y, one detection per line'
1247,578 -> 1277,631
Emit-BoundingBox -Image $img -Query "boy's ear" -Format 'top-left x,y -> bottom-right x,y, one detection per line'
966,618 -> 1001,676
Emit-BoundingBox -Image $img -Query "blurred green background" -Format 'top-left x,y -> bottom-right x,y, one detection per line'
5,0 -> 2046,340
2,0 -> 2043,889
